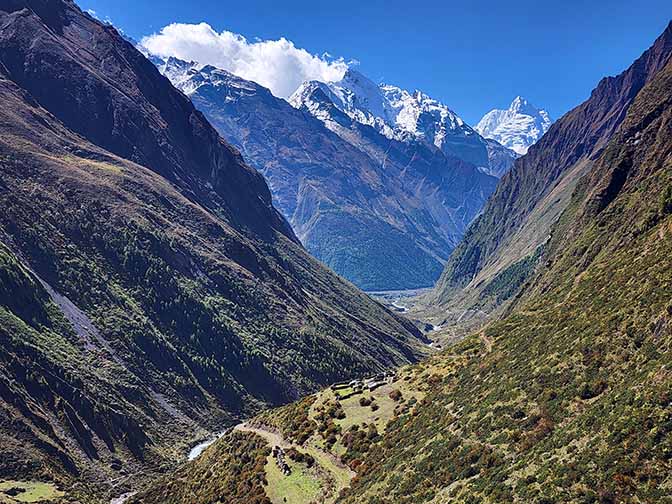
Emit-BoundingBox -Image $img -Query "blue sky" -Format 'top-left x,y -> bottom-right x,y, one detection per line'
80,0 -> 671,124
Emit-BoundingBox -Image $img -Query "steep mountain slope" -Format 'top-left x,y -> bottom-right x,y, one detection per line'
151,58 -> 499,290
0,0 -> 425,499
336,34 -> 672,502
476,96 -> 552,155
427,23 -> 672,334
135,23 -> 672,504
290,69 -> 517,176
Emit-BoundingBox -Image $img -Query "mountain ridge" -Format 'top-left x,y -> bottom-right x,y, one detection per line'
152,56 -> 503,290
290,69 -> 518,175
426,20 -> 672,334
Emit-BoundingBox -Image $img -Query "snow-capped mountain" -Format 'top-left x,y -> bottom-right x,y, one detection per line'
475,96 -> 552,155
290,70 -> 517,176
152,56 -> 259,97
290,70 -> 469,145
150,56 -> 502,290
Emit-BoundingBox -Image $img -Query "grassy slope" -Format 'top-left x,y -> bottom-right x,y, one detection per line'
264,454 -> 322,504
423,24 -> 672,337
135,361 -> 445,504
0,480 -> 64,503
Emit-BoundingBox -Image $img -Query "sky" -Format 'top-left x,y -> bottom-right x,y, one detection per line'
80,0 -> 672,124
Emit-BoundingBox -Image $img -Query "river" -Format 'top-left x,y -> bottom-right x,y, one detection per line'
187,431 -> 228,461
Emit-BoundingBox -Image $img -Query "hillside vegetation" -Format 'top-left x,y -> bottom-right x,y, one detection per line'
425,21 -> 672,336
134,359 -> 457,504
0,1 -> 424,500
336,41 -> 672,502
136,22 -> 672,504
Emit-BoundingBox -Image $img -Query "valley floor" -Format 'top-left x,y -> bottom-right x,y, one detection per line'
368,288 -> 462,348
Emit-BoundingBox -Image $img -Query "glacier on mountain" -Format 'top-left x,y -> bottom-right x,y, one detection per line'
475,96 -> 552,155
290,69 -> 517,177
291,69 -> 474,149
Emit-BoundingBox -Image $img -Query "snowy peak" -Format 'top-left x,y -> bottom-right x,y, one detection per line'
290,70 -> 518,175
152,55 -> 271,103
340,69 -> 389,120
475,96 -> 552,155
509,95 -> 538,115
151,56 -> 208,87
378,84 -> 469,145
151,53 -> 517,178
290,71 -> 477,151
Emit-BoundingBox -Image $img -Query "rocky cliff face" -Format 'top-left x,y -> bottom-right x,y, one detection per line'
428,21 -> 672,332
0,1 -> 425,499
153,58 -> 501,290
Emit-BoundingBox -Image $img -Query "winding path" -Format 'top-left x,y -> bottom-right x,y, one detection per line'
234,423 -> 288,449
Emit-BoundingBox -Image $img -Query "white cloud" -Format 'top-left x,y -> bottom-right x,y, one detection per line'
140,23 -> 349,98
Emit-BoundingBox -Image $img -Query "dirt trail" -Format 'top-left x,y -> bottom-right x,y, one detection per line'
480,332 -> 494,353
234,423 -> 288,449
235,422 -> 353,475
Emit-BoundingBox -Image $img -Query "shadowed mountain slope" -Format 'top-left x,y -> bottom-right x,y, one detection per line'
0,0 -> 425,499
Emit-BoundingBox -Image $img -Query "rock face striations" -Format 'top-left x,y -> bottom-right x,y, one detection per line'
0,0 -> 425,498
154,58 -> 515,290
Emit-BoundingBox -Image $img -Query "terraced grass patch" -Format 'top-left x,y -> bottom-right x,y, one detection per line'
0,481 -> 64,503
336,383 -> 406,432
304,439 -> 353,492
333,387 -> 356,399
264,455 -> 322,504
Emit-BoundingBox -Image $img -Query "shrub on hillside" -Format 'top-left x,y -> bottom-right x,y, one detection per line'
389,389 -> 402,401
359,397 -> 372,407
